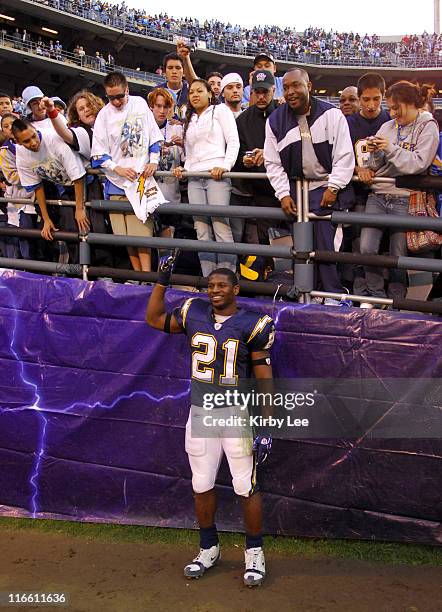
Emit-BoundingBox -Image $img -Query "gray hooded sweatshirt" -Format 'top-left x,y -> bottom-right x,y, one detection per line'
370,110 -> 439,196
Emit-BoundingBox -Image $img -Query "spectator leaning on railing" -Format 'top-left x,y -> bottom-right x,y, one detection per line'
359,81 -> 440,305
264,68 -> 355,302
13,117 -> 89,253
0,113 -> 38,260
91,71 -> 163,273
42,91 -> 113,267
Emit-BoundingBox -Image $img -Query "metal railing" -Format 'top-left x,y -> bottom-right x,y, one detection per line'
0,32 -> 163,85
0,171 -> 441,315
22,0 -> 442,69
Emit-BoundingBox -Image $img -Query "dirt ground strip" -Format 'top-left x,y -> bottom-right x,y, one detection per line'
0,529 -> 441,612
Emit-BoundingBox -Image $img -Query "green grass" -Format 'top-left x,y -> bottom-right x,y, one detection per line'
1,517 -> 441,566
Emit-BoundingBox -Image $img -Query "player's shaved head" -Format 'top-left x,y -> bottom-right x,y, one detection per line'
207,269 -> 240,313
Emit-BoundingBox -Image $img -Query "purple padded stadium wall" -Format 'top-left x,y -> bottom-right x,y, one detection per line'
0,271 -> 440,545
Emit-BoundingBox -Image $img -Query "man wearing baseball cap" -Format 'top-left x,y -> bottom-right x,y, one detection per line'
242,52 -> 284,106
221,73 -> 244,118
21,85 -> 63,133
236,70 -> 280,247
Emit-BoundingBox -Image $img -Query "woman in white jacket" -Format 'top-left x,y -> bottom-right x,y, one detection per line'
174,79 -> 239,276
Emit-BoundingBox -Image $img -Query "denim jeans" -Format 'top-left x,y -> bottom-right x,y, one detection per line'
19,212 -> 39,260
0,221 -> 20,259
188,178 -> 236,277
360,193 -> 409,299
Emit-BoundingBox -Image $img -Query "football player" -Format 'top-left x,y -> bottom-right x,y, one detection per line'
146,253 -> 275,587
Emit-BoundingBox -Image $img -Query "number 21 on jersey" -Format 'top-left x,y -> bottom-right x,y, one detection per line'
191,333 -> 239,385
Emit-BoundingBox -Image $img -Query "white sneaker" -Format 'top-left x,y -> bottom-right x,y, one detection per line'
360,302 -> 374,309
184,544 -> 220,579
244,547 -> 266,587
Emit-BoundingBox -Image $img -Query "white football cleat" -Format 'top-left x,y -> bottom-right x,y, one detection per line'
184,544 -> 220,579
244,547 -> 266,587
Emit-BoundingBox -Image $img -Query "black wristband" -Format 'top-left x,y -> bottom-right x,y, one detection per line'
164,313 -> 172,334
252,356 -> 271,367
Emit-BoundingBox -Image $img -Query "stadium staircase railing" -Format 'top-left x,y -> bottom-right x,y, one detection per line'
0,32 -> 163,86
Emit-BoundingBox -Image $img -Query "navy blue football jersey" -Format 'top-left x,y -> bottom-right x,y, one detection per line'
347,110 -> 390,167
173,298 -> 275,401
346,110 -> 390,204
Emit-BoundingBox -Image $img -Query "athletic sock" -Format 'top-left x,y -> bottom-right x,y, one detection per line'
200,524 -> 219,549
245,533 -> 263,550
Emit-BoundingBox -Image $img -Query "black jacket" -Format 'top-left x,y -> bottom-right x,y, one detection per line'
235,101 -> 279,206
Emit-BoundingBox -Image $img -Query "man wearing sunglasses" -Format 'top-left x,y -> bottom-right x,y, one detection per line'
91,71 -> 163,273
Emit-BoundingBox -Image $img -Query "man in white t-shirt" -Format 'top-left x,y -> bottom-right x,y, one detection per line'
13,118 -> 88,244
91,71 -> 163,273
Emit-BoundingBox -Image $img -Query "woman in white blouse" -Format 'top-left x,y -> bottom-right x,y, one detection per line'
174,79 -> 239,276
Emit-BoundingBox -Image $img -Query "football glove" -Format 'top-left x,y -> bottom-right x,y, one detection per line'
253,435 -> 272,465
157,248 -> 180,286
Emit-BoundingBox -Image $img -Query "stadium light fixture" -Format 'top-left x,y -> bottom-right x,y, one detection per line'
0,14 -> 15,21
42,27 -> 58,34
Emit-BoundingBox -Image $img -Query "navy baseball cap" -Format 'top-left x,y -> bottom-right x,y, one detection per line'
251,70 -> 275,91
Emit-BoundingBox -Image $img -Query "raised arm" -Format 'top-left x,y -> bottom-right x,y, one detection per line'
146,251 -> 183,333
41,97 -> 74,145
176,41 -> 198,84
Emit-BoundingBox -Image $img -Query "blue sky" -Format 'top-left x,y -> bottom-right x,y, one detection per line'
122,0 -> 435,36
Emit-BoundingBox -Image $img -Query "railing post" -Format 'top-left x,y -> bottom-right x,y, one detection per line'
79,235 -> 90,281
293,179 -> 314,304
293,179 -> 303,302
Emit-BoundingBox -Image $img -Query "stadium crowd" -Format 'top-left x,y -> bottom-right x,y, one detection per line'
399,32 -> 442,58
31,0 -> 442,67
0,43 -> 441,307
3,26 -> 118,73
